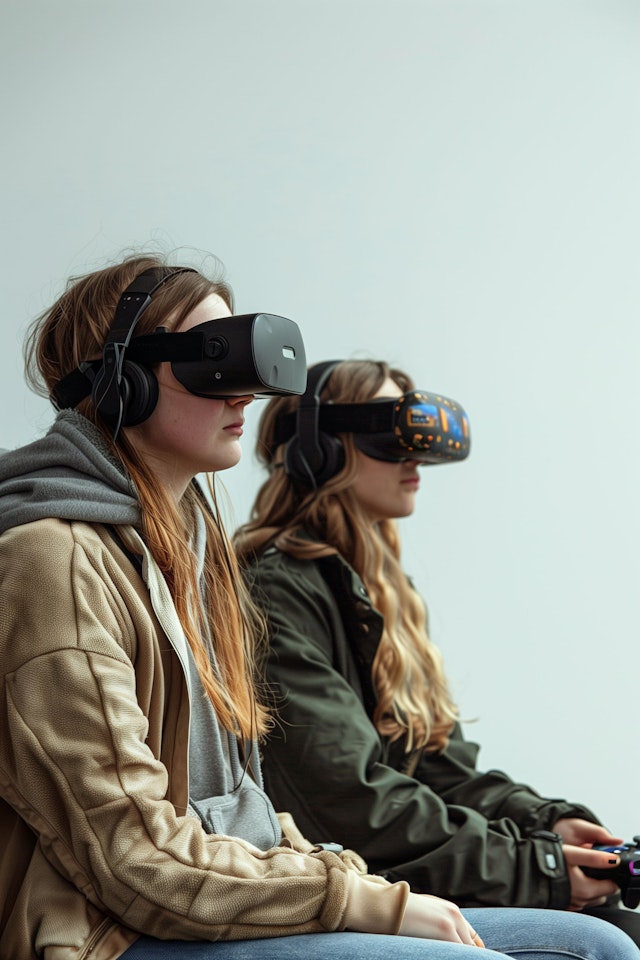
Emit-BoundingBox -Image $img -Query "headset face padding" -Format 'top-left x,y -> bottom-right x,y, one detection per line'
283,360 -> 346,488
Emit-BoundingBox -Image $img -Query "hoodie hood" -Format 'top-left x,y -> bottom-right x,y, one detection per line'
0,410 -> 141,535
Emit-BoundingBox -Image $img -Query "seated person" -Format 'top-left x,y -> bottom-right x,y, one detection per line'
235,358 -> 640,947
2,263 -> 532,960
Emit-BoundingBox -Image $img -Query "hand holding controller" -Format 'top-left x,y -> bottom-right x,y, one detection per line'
583,836 -> 640,909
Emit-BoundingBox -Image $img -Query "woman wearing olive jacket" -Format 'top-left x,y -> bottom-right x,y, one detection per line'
236,358 -> 640,945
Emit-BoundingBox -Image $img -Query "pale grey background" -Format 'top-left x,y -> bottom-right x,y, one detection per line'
2,0 -> 638,840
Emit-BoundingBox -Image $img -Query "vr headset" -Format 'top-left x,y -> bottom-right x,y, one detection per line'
349,390 -> 470,463
276,390 -> 471,464
278,360 -> 471,489
52,266 -> 307,433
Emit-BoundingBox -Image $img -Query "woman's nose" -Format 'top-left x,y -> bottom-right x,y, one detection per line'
227,394 -> 254,407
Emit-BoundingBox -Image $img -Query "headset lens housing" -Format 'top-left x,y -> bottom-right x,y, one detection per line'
353,391 -> 470,463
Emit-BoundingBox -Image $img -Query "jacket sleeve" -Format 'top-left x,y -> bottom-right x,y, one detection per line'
251,552 -> 599,909
410,725 -> 599,837
0,520 -> 407,941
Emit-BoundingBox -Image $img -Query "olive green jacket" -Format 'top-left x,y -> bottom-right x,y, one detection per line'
248,544 -> 600,909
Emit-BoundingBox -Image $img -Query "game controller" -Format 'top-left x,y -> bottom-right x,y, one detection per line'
583,836 -> 640,909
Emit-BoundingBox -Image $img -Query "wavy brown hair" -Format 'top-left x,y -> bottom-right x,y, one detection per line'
24,252 -> 270,739
235,360 -> 457,753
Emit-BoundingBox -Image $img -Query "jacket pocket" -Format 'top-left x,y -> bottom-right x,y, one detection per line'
190,778 -> 282,851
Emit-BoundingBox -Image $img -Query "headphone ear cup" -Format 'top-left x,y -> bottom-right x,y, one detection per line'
92,360 -> 158,428
119,362 -> 159,426
284,432 -> 345,488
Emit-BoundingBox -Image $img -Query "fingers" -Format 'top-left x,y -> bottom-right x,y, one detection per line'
562,846 -> 620,911
563,844 -> 620,870
553,818 -> 623,847
436,897 -> 482,946
423,895 -> 476,945
439,904 -> 484,947
565,862 -> 619,912
568,894 -> 609,911
399,892 -> 485,944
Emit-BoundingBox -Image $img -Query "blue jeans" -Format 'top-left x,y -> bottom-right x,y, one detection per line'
121,907 -> 640,959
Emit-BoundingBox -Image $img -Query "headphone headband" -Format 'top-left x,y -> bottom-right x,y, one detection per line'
290,360 -> 339,475
282,361 -> 344,488
105,266 -> 196,346
51,266 -> 197,435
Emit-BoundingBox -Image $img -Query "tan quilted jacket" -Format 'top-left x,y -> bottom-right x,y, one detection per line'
0,518 -> 407,959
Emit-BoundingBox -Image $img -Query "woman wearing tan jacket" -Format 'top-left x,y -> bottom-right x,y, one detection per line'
0,257 -> 637,960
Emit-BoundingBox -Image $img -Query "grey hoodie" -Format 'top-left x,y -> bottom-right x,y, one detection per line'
0,409 -> 140,534
0,410 -> 281,850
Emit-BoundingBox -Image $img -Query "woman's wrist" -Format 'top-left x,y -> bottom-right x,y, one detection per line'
342,869 -> 409,935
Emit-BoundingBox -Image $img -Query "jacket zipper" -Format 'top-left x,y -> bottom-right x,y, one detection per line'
78,917 -> 115,958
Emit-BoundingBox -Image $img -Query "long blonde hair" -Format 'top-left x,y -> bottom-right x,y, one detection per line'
236,360 -> 457,753
25,253 -> 270,739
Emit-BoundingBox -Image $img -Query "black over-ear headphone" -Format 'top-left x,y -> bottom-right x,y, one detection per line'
89,266 -> 196,433
283,360 -> 345,489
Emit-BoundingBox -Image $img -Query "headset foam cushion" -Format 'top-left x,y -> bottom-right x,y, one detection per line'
284,432 -> 345,487
92,361 -> 159,427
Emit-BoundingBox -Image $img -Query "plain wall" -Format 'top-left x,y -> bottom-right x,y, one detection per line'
2,0 -> 638,840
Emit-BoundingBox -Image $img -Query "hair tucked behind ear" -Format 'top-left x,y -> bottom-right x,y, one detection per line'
26,252 -> 270,740
236,359 -> 457,753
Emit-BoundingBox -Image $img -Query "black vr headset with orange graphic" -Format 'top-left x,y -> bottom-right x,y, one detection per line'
276,360 -> 471,489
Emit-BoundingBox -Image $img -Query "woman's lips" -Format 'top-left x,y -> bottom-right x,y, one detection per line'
224,421 -> 244,436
